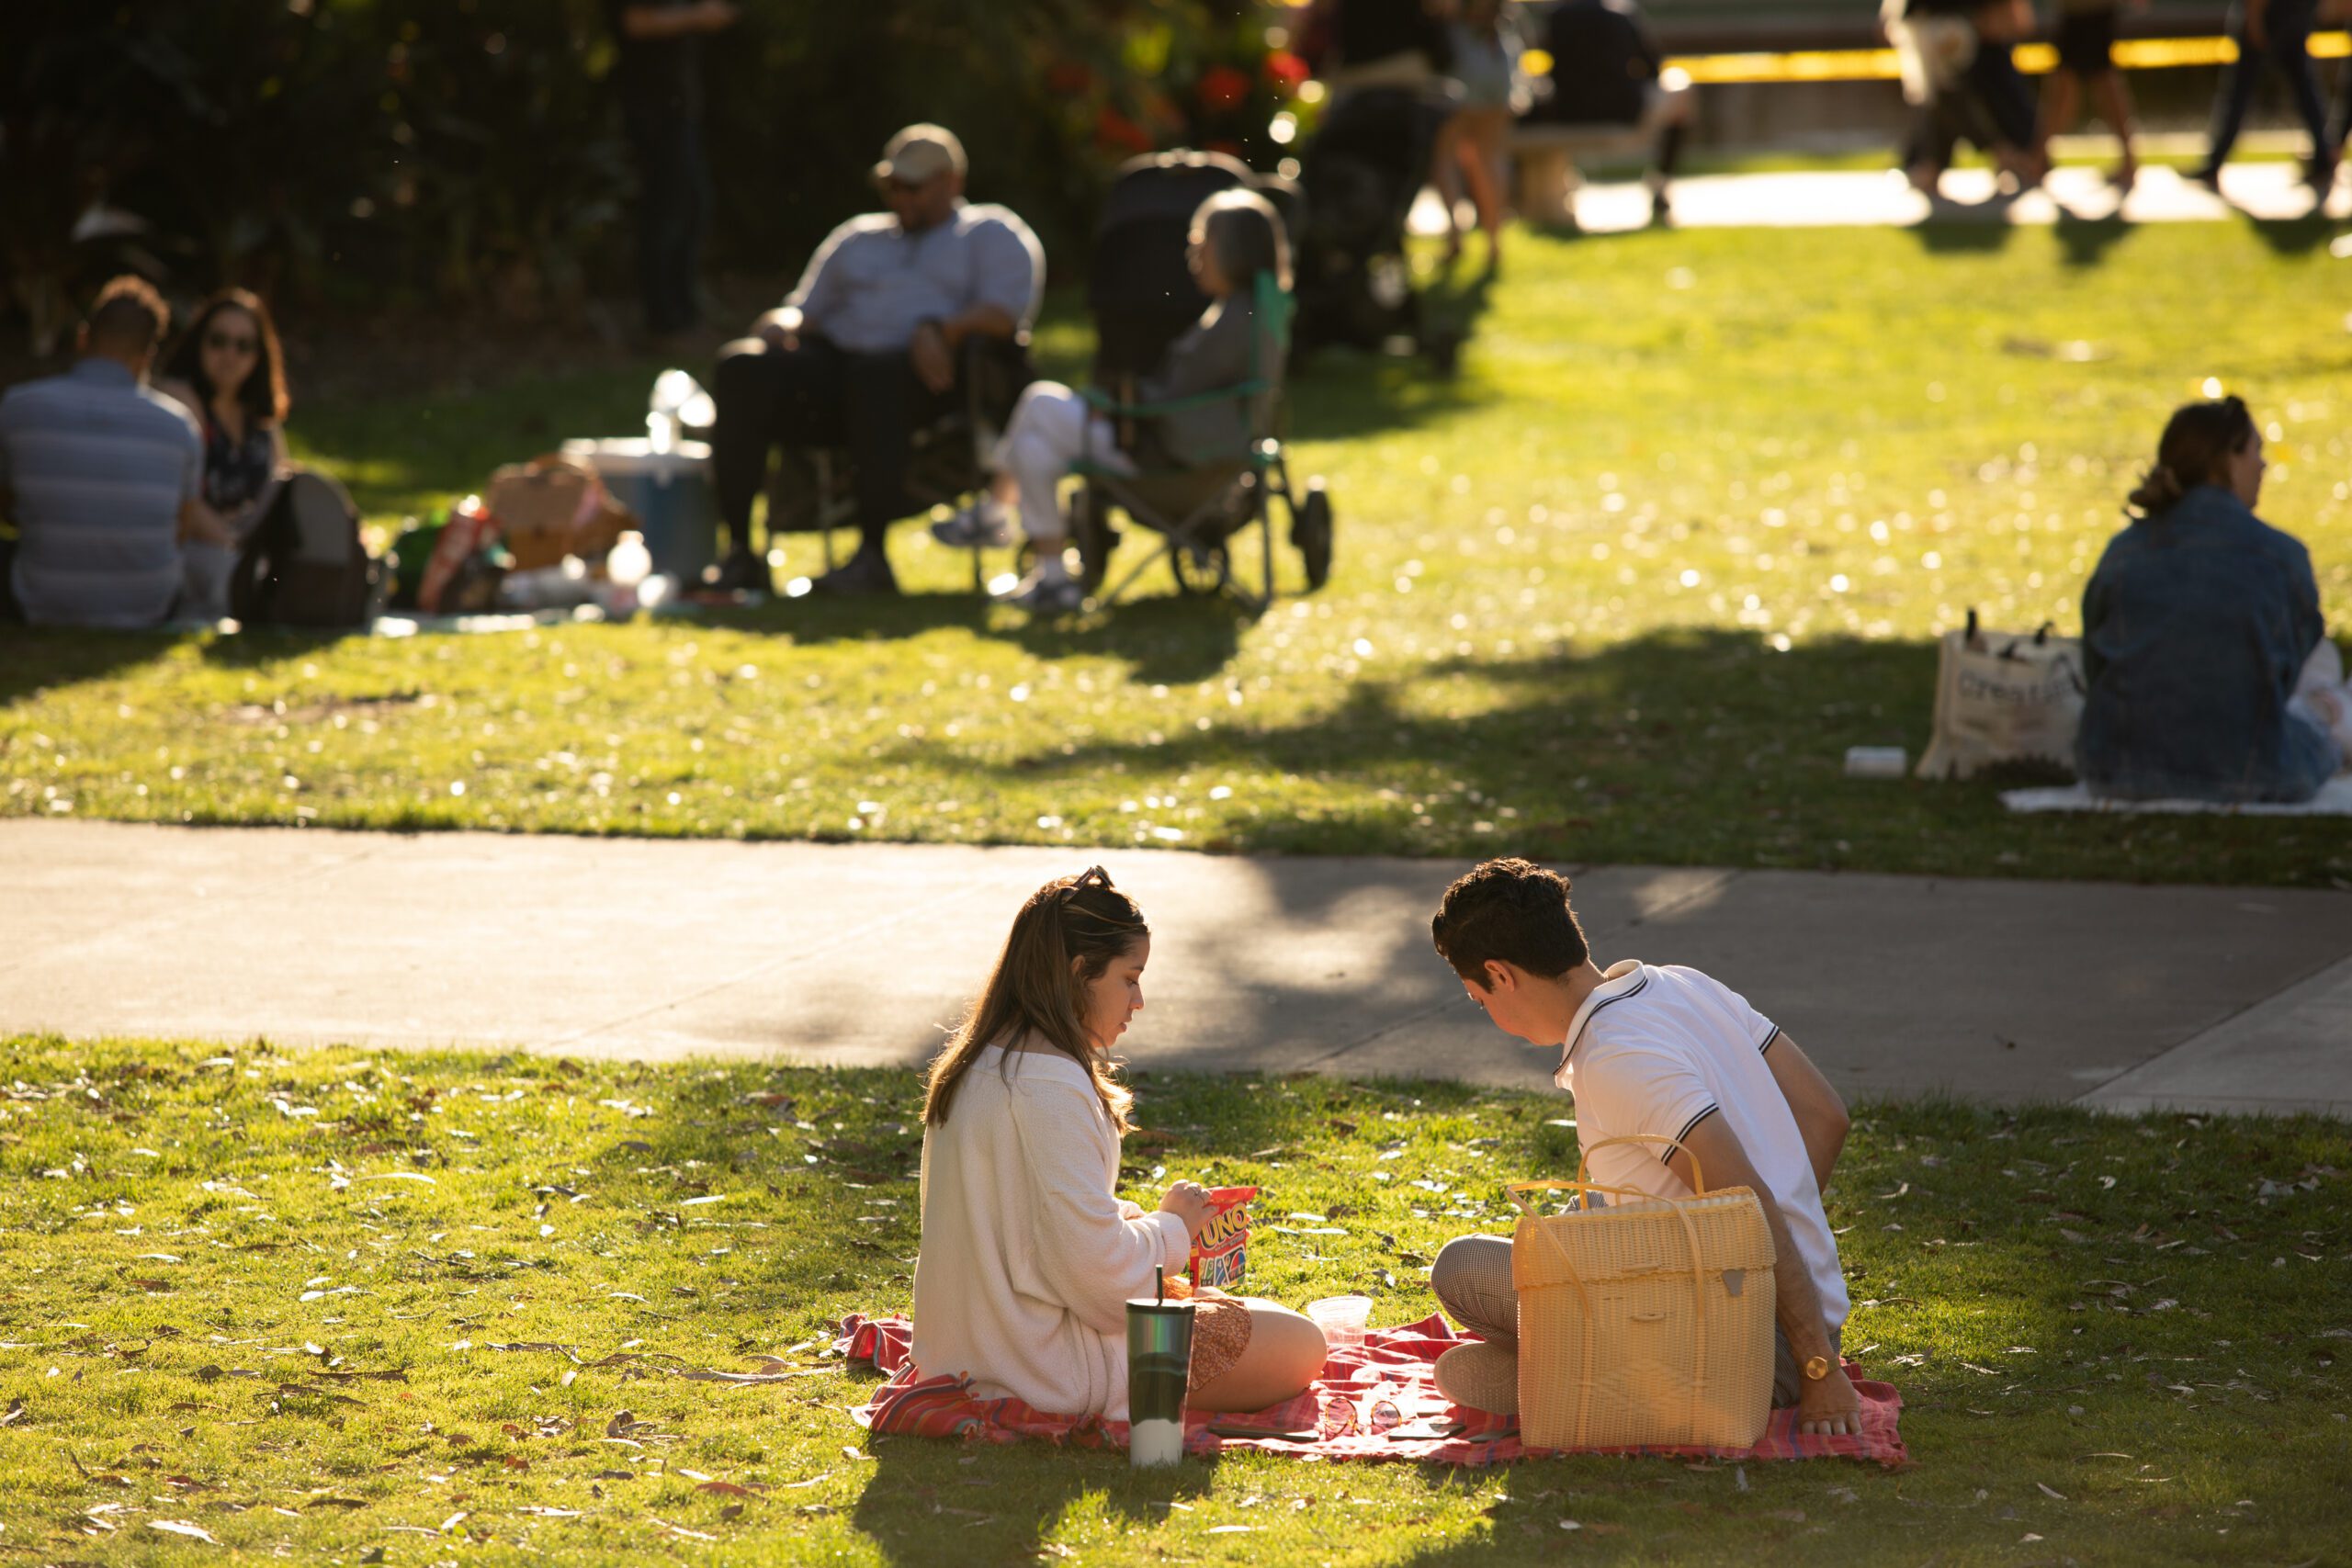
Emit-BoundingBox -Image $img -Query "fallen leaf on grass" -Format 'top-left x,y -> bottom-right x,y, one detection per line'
148,1520 -> 219,1544
2037,1483 -> 2068,1501
651,1517 -> 719,1542
1204,1525 -> 1259,1534
517,1506 -> 584,1518
696,1481 -> 763,1499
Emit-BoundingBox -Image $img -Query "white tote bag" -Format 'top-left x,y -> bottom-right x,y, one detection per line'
1917,613 -> 2086,780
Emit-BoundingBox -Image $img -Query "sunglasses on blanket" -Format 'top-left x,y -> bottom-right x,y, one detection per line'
1319,1393 -> 1405,1438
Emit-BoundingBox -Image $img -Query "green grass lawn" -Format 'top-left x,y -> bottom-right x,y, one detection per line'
1,1037 -> 2345,1566
6,220 -> 2352,884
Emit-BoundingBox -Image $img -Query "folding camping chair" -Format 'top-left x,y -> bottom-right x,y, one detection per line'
1068,273 -> 1331,612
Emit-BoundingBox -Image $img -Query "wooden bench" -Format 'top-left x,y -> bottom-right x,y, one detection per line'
1509,121 -> 1657,225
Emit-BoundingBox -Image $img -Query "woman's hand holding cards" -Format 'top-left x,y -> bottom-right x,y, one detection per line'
1159,1179 -> 1215,1237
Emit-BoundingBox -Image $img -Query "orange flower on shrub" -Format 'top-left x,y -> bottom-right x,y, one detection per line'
1263,50 -> 1309,93
1197,63 -> 1251,111
1093,103 -> 1154,154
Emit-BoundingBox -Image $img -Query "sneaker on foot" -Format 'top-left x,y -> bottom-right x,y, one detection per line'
931,496 -> 1012,548
998,570 -> 1084,614
1433,1341 -> 1519,1416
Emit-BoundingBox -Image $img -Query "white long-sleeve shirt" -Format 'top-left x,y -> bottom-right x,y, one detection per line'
910,1044 -> 1190,1421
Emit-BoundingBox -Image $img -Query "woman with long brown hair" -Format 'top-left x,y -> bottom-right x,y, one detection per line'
910,867 -> 1328,1423
157,288 -> 291,618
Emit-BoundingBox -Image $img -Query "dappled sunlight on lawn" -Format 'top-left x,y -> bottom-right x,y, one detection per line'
2,1039 -> 2343,1565
6,223 -> 2351,884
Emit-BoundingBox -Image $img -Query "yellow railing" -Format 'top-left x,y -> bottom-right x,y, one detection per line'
1519,31 -> 2349,85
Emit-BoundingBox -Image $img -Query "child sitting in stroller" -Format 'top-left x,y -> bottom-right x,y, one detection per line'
934,188 -> 1290,614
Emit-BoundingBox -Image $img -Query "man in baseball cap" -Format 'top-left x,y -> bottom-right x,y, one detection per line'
707,124 -> 1044,596
873,123 -> 967,187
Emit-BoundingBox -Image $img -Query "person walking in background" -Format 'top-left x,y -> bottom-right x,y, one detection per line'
1435,0 -> 1522,272
1886,0 -> 2045,196
2038,0 -> 2141,193
156,288 -> 292,621
604,0 -> 738,342
2195,0 -> 2335,195
1533,0 -> 1694,225
0,276 -> 231,629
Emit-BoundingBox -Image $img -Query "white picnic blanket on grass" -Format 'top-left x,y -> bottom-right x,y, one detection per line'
2002,776 -> 2352,815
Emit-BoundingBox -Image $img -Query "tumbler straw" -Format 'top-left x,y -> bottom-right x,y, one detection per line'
1156,1265 -> 1164,1304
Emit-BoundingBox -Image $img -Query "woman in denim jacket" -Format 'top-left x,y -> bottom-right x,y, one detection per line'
2077,396 -> 2346,802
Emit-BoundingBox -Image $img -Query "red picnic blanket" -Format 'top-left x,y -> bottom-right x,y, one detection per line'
837,1312 -> 1907,1467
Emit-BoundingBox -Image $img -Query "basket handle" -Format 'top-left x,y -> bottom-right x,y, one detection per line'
1575,1133 -> 1708,1195
1504,1178 -> 1650,1218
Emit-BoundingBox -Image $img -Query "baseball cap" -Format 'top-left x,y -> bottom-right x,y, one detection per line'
874,124 -> 967,186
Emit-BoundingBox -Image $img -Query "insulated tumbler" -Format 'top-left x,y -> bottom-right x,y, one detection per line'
1125,1297 -> 1195,1468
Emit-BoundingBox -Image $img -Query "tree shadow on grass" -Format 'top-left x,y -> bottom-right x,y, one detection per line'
851,1437 -> 1209,1568
852,625 -> 2352,885
686,583 -> 1254,687
0,626 -> 182,705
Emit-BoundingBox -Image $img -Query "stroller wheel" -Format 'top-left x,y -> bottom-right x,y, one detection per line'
1170,540 -> 1229,596
1293,483 -> 1333,592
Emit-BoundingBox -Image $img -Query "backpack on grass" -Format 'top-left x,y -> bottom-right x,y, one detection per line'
229,468 -> 381,628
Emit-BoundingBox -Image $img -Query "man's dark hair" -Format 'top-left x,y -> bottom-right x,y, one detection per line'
85,276 -> 169,355
1431,857 -> 1589,984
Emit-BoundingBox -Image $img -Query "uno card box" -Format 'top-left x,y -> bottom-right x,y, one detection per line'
1188,1186 -> 1257,1292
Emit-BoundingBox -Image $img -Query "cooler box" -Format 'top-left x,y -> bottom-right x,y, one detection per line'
559,437 -> 717,584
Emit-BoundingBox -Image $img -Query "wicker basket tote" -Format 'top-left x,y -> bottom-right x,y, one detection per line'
1508,1134 -> 1779,1449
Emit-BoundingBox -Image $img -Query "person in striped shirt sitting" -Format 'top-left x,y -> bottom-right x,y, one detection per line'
0,276 -> 232,629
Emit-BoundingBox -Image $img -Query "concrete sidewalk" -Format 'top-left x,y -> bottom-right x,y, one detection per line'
6,821 -> 2348,1116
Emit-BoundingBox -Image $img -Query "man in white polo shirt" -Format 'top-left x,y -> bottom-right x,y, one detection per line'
1426,857 -> 1862,1437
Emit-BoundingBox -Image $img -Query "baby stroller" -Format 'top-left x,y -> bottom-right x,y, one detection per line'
1069,150 -> 1332,608
1292,85 -> 1459,370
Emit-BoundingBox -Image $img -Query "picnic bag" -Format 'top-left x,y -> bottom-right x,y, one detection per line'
228,468 -> 381,628
1916,611 -> 2086,781
484,453 -> 634,570
1510,1134 -> 1777,1450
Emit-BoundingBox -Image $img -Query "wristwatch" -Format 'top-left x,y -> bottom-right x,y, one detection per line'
1803,1353 -> 1832,1382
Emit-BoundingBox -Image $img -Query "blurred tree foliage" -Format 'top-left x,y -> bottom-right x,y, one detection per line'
2,0 -> 1301,348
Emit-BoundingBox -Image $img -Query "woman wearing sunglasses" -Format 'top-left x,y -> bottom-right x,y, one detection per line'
910,866 -> 1329,1426
157,288 -> 291,619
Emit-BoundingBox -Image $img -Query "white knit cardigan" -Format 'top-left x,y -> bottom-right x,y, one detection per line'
910,1045 -> 1190,1421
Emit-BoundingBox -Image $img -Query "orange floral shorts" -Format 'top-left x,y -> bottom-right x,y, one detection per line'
1185,1291 -> 1253,1393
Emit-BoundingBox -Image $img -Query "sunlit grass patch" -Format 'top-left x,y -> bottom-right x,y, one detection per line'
6,221 -> 2349,883
2,1037 -> 2346,1565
